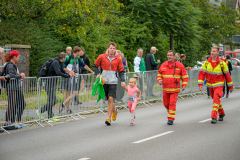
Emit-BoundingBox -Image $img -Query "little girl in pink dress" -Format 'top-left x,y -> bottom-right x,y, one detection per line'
123,78 -> 141,124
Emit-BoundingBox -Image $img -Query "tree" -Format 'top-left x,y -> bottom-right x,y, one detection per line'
191,0 -> 240,55
119,0 -> 202,67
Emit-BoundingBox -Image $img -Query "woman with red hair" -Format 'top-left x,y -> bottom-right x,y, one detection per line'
4,50 -> 26,129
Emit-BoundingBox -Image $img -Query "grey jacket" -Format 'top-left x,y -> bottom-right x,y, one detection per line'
5,62 -> 22,90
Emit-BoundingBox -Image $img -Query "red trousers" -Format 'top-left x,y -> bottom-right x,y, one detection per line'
209,86 -> 225,119
163,92 -> 178,121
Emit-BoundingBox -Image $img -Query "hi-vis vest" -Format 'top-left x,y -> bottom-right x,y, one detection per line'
198,56 -> 233,89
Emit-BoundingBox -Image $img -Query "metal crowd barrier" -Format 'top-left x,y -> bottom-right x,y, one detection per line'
1,67 -> 240,134
35,74 -> 102,126
0,77 -> 38,134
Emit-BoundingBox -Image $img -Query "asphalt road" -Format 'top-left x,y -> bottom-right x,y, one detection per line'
0,90 -> 240,160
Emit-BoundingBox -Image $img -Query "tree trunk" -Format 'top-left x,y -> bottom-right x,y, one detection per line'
170,34 -> 174,51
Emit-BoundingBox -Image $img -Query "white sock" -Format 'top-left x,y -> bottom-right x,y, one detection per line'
131,113 -> 135,120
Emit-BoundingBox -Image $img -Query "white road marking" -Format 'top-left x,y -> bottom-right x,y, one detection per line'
78,158 -> 90,160
198,118 -> 212,123
133,131 -> 174,144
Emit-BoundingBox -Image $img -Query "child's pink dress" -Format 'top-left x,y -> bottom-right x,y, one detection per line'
127,86 -> 140,113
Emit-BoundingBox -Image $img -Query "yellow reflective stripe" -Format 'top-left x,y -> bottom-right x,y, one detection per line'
157,74 -> 162,76
176,68 -> 180,70
169,110 -> 176,113
183,82 -> 188,85
162,75 -> 181,78
168,115 -> 175,118
213,103 -> 219,107
219,106 -> 223,109
182,75 -> 189,79
198,80 -> 204,84
227,82 -> 233,85
207,82 -> 224,87
212,108 -> 218,111
163,88 -> 180,91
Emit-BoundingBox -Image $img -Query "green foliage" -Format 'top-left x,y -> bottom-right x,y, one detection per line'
0,0 -> 239,75
191,0 -> 240,54
0,20 -> 65,76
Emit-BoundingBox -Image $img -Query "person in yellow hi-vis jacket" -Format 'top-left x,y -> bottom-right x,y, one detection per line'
198,46 -> 233,124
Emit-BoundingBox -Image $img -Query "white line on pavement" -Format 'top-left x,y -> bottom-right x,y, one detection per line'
78,158 -> 90,160
198,118 -> 212,123
133,131 -> 174,144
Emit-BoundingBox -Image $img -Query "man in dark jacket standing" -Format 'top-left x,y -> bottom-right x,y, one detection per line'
74,47 -> 91,104
145,47 -> 160,97
36,52 -> 73,122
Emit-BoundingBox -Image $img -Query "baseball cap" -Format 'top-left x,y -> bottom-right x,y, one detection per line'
150,47 -> 158,52
10,50 -> 20,57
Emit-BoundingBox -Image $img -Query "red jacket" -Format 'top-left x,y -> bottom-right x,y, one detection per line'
198,56 -> 233,89
157,61 -> 189,93
94,52 -> 124,84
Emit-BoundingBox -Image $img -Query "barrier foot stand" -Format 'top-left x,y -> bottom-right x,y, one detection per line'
94,109 -> 106,115
30,120 -> 44,127
188,93 -> 196,98
177,96 -> 184,100
75,113 -> 85,119
63,114 -> 78,121
40,119 -> 53,126
157,98 -> 163,102
141,101 -> 152,107
1,126 -> 10,134
193,93 -> 198,97
141,100 -> 152,107
122,104 -> 129,110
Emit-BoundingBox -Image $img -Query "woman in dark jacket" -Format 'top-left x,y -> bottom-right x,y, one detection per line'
4,50 -> 26,128
223,54 -> 233,98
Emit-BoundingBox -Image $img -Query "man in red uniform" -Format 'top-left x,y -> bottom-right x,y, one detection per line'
157,50 -> 189,125
198,46 -> 233,124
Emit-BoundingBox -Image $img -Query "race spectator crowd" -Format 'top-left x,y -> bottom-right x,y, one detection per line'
0,44 -> 234,132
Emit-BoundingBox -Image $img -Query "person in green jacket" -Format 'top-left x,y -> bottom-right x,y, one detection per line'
134,48 -> 146,98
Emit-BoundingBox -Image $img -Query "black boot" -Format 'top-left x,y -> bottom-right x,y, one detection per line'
219,114 -> 225,121
211,118 -> 217,124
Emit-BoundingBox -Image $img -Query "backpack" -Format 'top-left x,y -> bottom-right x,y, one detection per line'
38,58 -> 55,77
0,62 -> 11,88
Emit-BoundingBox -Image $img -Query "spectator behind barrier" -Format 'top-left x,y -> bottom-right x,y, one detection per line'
36,52 -> 73,122
60,46 -> 94,114
116,50 -> 128,103
179,54 -> 192,70
133,48 -> 146,99
175,53 -> 180,62
66,46 -> 72,56
145,46 -> 160,97
222,54 -> 233,98
0,48 -> 6,132
74,47 -> 91,105
0,47 -> 7,81
4,50 -> 26,129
